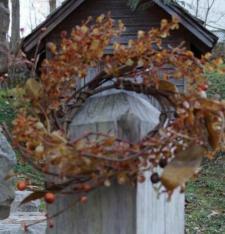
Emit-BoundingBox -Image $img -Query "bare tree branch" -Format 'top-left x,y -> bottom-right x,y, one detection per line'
204,0 -> 216,26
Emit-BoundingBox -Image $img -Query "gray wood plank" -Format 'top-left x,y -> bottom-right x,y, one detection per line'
46,68 -> 184,234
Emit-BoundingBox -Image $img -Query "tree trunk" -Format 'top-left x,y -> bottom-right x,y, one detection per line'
0,0 -> 9,76
10,0 -> 20,54
7,0 -> 21,88
49,0 -> 56,13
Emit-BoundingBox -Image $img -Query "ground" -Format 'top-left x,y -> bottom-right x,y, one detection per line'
184,69 -> 225,233
185,155 -> 225,234
0,87 -> 225,233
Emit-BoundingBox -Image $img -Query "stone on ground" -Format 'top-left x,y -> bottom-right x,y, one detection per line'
0,191 -> 46,234
11,191 -> 41,213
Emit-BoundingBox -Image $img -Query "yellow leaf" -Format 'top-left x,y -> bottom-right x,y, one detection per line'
46,42 -> 57,54
96,14 -> 105,23
35,144 -> 44,154
137,30 -> 145,39
90,40 -> 100,50
51,131 -> 67,144
35,122 -> 45,130
92,28 -> 99,35
25,79 -> 43,100
81,25 -> 88,34
126,59 -> 134,66
161,145 -> 204,192
204,52 -> 212,60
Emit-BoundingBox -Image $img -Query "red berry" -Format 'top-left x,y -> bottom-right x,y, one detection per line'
82,184 -> 92,192
150,173 -> 160,184
80,196 -> 88,204
17,181 -> 27,191
44,192 -> 56,204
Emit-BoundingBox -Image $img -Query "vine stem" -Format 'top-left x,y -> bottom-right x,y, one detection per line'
25,197 -> 81,230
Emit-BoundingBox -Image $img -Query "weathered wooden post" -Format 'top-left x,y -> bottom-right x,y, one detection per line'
46,73 -> 185,234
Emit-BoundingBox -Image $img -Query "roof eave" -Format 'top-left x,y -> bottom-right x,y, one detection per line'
153,0 -> 218,50
22,0 -> 85,54
22,0 -> 218,55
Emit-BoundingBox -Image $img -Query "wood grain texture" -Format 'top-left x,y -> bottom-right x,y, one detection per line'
137,170 -> 185,234
47,182 -> 136,234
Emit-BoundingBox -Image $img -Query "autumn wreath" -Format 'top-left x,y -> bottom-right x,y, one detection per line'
6,15 -> 225,225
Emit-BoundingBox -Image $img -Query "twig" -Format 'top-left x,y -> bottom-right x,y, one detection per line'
26,197 -> 81,230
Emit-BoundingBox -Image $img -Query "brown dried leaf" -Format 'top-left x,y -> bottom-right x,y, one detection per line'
160,145 -> 204,192
205,112 -> 223,150
19,191 -> 46,206
158,80 -> 177,93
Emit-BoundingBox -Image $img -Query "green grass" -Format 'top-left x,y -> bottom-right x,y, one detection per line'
0,90 -> 15,127
186,154 -> 225,234
184,70 -> 225,233
207,67 -> 225,99
183,69 -> 225,233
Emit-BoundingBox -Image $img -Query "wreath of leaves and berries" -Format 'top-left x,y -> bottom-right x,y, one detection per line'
5,13 -> 225,229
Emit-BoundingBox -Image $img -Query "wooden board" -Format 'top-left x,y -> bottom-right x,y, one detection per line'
47,89 -> 184,234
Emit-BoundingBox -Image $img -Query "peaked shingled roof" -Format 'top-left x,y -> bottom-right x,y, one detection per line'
21,0 -> 218,55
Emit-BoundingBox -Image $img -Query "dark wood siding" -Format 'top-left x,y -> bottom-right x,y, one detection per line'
46,0 -> 190,49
